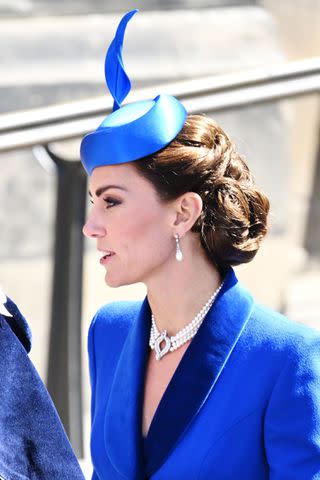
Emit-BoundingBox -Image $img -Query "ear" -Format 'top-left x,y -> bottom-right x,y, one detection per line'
173,192 -> 203,234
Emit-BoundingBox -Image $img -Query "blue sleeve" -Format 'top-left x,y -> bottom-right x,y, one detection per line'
264,333 -> 320,479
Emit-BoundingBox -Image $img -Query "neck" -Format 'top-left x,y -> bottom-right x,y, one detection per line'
145,234 -> 222,336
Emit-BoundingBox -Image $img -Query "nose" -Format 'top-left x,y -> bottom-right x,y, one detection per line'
82,217 -> 106,238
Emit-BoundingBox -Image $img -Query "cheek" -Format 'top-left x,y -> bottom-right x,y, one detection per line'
120,207 -> 171,261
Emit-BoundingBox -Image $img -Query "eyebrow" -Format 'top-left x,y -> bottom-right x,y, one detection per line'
89,185 -> 128,198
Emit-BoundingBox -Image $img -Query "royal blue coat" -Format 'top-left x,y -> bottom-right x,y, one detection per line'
88,268 -> 320,479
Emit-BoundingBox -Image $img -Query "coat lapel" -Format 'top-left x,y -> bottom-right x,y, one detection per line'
104,268 -> 254,479
144,267 -> 254,476
104,297 -> 151,480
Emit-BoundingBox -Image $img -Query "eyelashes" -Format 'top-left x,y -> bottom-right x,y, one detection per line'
89,197 -> 121,209
103,197 -> 121,208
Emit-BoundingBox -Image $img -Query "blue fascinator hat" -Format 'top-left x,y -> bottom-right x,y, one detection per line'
80,9 -> 187,175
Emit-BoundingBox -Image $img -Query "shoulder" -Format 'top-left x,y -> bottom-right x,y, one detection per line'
229,269 -> 320,359
88,299 -> 144,354
247,300 -> 320,361
90,299 -> 143,332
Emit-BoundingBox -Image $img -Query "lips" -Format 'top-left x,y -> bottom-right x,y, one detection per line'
102,251 -> 114,258
99,250 -> 115,265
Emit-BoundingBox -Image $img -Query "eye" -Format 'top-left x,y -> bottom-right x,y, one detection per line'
103,196 -> 121,209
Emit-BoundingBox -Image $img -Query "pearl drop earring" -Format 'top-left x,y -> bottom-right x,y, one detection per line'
174,234 -> 183,262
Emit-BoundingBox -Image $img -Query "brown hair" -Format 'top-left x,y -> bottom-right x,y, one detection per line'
134,114 -> 270,274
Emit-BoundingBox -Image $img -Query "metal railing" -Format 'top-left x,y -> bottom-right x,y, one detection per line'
0,57 -> 319,151
1,57 -> 320,457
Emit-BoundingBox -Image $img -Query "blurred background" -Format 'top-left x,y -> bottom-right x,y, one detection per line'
1,0 -> 319,477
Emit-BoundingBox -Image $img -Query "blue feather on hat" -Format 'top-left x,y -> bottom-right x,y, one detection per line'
105,9 -> 138,111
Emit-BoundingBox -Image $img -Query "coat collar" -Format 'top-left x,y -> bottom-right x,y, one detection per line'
104,268 -> 254,479
104,296 -> 150,480
0,295 -> 32,353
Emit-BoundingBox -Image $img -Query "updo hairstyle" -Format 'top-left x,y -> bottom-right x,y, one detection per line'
133,114 -> 270,275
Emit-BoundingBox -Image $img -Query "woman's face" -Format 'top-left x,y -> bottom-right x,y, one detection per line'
83,163 -> 177,288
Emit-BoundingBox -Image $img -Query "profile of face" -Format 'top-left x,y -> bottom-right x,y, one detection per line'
83,163 -> 179,288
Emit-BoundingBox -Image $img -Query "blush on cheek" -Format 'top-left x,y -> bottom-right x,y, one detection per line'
133,229 -> 173,274
121,207 -> 163,247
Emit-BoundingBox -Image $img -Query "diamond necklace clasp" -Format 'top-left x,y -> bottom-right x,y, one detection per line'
154,330 -> 171,360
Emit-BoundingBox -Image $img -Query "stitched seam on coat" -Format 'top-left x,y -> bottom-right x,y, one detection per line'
197,406 -> 261,480
264,353 -> 291,418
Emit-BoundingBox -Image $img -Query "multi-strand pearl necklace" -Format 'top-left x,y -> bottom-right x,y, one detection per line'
149,282 -> 223,361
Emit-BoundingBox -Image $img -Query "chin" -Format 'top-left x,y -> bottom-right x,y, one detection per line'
104,273 -> 123,288
104,271 -> 139,289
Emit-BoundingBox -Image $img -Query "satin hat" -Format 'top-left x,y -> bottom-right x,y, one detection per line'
80,9 -> 187,175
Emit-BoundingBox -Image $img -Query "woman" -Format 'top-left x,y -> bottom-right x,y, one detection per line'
81,10 -> 320,480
